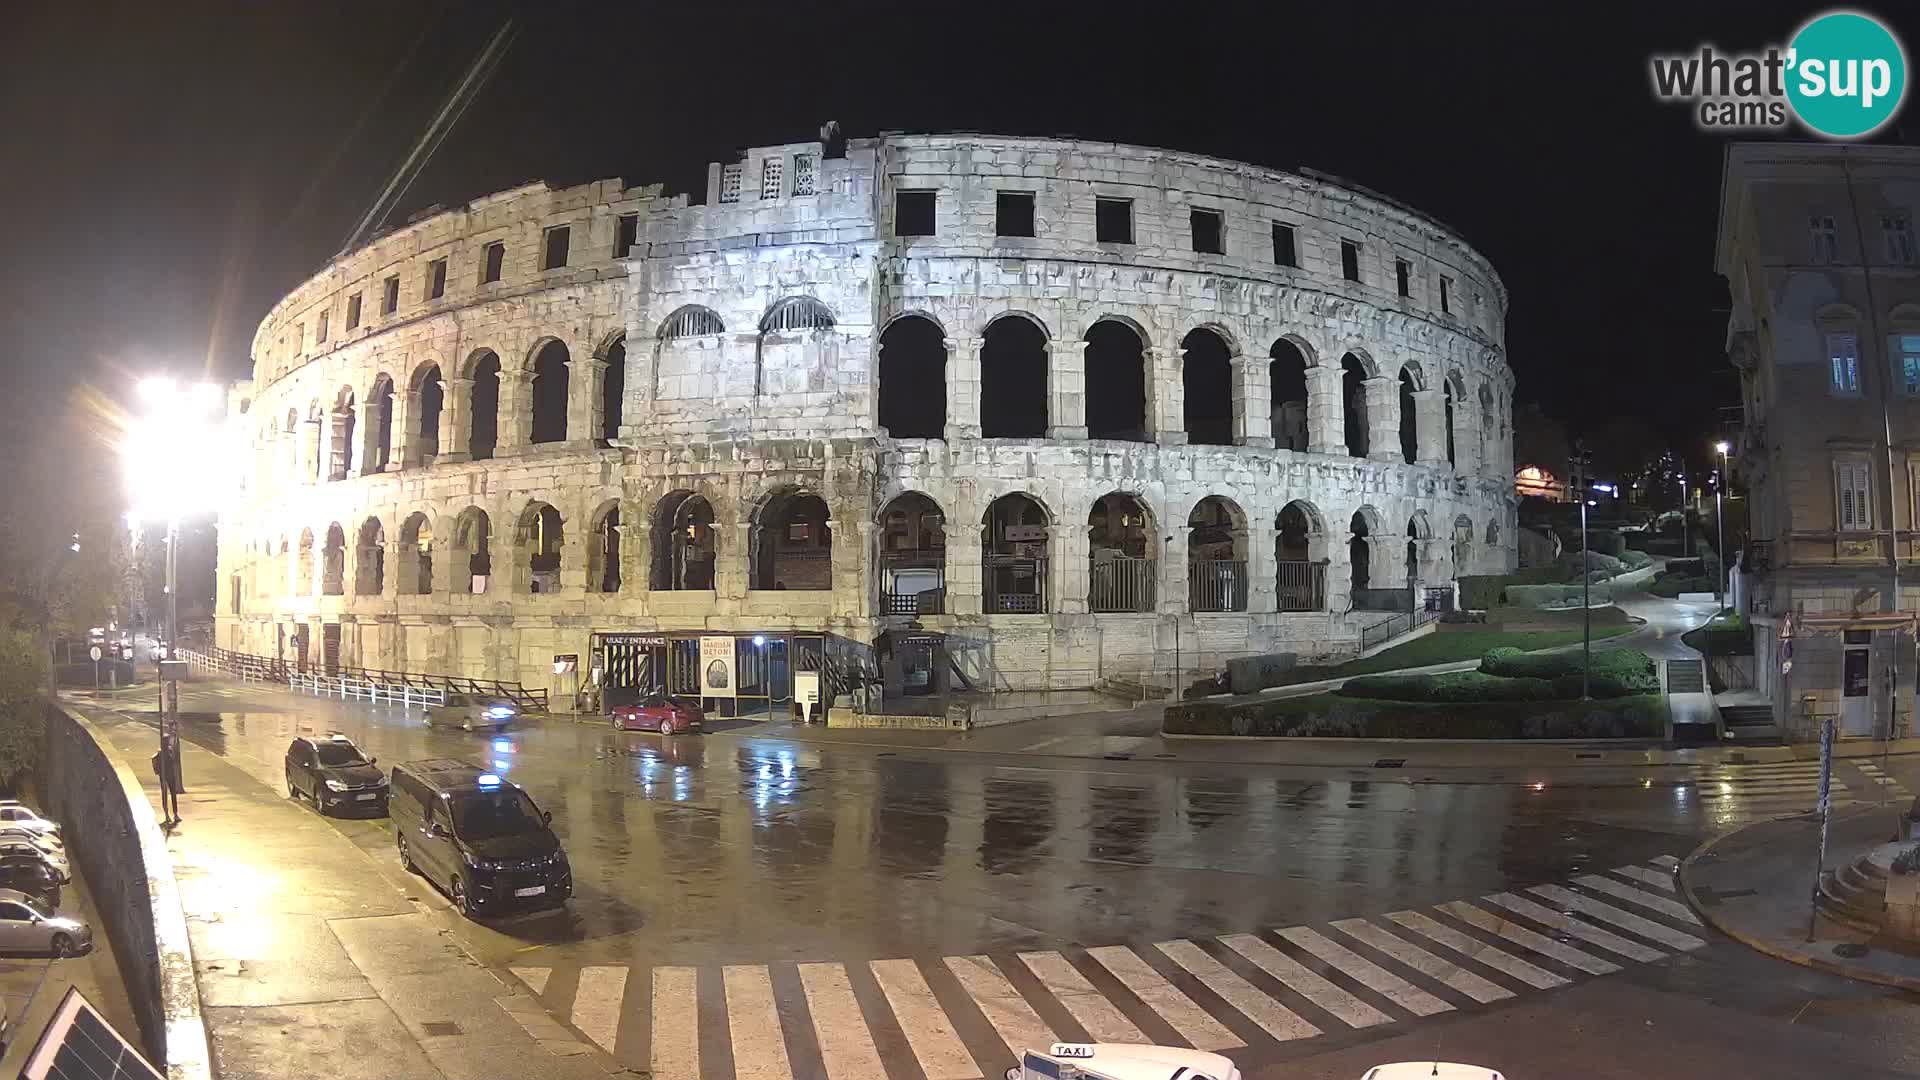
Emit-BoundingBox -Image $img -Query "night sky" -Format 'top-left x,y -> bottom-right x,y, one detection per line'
4,1 -> 1916,483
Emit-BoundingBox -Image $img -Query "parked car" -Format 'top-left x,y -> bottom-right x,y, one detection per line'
0,857 -> 62,908
424,699 -> 520,731
609,692 -> 704,735
0,841 -> 69,882
0,803 -> 62,840
0,889 -> 90,957
0,826 -> 62,855
284,734 -> 388,816
1363,1066 -> 1505,1080
388,760 -> 571,918
1007,1044 -> 1241,1080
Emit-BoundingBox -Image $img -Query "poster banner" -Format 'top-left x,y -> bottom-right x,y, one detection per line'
794,671 -> 821,723
699,635 -> 736,698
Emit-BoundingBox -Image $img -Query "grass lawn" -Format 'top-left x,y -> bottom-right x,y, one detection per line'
1167,690 -> 1669,740
1304,624 -> 1637,680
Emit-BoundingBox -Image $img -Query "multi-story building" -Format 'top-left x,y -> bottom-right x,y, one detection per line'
214,132 -> 1516,714
1719,141 -> 1920,742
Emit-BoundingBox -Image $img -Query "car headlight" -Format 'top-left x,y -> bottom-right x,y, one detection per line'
324,779 -> 347,792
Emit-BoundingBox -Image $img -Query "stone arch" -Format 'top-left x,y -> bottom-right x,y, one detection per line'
1451,513 -> 1474,577
760,296 -> 836,333
398,511 -> 434,595
328,386 -> 356,481
657,304 -> 725,339
1341,353 -> 1370,457
1398,359 -> 1428,391
877,314 -> 946,438
515,501 -> 565,594
366,373 -> 396,473
1088,491 -> 1157,613
599,334 -> 626,442
980,312 -> 1049,438
1477,382 -> 1496,466
296,527 -> 314,596
587,498 -> 624,593
1276,500 -> 1328,611
465,349 -> 501,460
883,309 -> 948,336
529,339 -> 569,444
1347,509 -> 1373,593
749,487 -> 832,591
756,297 -> 837,399
355,516 -> 386,595
1086,318 -> 1149,441
451,506 -> 492,594
1408,510 -> 1433,540
1443,372 -> 1459,466
650,490 -> 717,590
408,360 -> 444,464
982,492 -> 1051,613
877,491 -> 947,615
321,522 -> 346,595
1269,337 -> 1311,451
1188,495 -> 1248,612
1398,366 -> 1418,462
1181,327 -> 1233,446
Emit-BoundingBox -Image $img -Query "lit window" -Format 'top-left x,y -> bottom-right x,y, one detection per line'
792,154 -> 816,196
1828,332 -> 1861,395
719,163 -> 743,204
1902,334 -> 1920,395
1884,214 -> 1916,265
1838,460 -> 1873,531
1810,215 -> 1839,264
760,157 -> 783,199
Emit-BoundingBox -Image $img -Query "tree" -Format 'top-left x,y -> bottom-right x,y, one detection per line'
0,604 -> 46,790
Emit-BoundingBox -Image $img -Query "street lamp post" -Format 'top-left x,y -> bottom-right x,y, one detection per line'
1714,441 -> 1731,609
1573,443 -> 1593,700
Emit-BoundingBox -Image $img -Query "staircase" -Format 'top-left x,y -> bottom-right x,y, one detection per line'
1817,850 -> 1891,932
1720,703 -> 1779,740
1665,659 -> 1707,693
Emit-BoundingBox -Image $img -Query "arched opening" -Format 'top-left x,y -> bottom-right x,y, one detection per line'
757,297 -> 836,398
1341,354 -> 1369,457
1477,384 -> 1496,467
296,529 -> 314,596
1406,516 -> 1424,592
1088,492 -> 1156,613
1269,339 -> 1309,451
308,403 -> 324,480
278,536 -> 291,597
983,493 -> 1050,613
398,513 -> 433,595
1451,514 -> 1474,578
980,315 -> 1047,438
321,523 -> 346,595
1348,511 -> 1371,593
1276,501 -> 1328,611
329,389 -> 356,481
355,517 -> 385,595
877,492 -> 946,614
650,492 -> 716,590
469,351 -> 500,460
413,365 -> 443,463
1086,320 -> 1148,441
751,490 -> 832,591
1444,377 -> 1457,466
877,316 -> 947,438
453,508 -> 491,594
600,337 -> 626,442
1398,369 -> 1417,462
1187,496 -> 1247,612
1182,329 -> 1234,446
1486,520 -> 1501,548
530,340 -> 569,444
517,502 -> 564,593
365,376 -> 394,473
589,502 -> 622,593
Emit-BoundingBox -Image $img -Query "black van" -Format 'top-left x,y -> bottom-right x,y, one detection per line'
388,759 -> 572,917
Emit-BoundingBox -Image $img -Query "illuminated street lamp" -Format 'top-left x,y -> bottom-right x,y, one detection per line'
1714,440 -> 1731,608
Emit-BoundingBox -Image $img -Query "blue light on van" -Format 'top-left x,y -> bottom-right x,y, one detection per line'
476,773 -> 502,787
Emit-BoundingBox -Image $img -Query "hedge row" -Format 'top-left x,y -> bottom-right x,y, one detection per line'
1163,694 -> 1667,740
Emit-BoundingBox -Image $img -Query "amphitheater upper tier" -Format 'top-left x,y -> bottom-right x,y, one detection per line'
218,131 -> 1518,708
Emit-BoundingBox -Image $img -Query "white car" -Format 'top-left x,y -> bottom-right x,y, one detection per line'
1364,1065 -> 1505,1080
1008,1044 -> 1241,1080
0,827 -> 62,855
0,804 -> 61,839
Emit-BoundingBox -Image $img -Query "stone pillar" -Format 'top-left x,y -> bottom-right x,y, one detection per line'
1049,523 -> 1089,614
384,539 -> 406,599
499,368 -> 533,453
620,519 -> 649,596
429,532 -> 455,595
623,343 -> 656,439
1412,389 -> 1448,466
300,417 -> 324,483
439,377 -> 472,462
557,514 -> 589,594
1364,377 -> 1401,464
1047,340 -> 1087,440
944,522 -> 982,616
715,515 -> 750,600
1147,346 -> 1186,445
836,520 -> 871,618
1247,521 -> 1277,613
944,336 -> 981,441
1231,356 -> 1274,448
1160,529 -> 1190,616
1450,393 -> 1481,476
1304,365 -> 1345,456
389,389 -> 417,469
569,356 -> 608,445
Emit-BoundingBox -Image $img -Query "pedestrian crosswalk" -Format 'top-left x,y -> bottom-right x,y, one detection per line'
1672,760 -> 1854,829
503,857 -> 1706,1079
1855,759 -> 1915,800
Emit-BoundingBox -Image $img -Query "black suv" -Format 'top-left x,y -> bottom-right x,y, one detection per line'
284,734 -> 388,816
388,760 -> 571,917
0,856 -> 60,908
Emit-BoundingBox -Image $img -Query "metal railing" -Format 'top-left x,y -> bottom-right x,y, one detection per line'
1189,559 -> 1248,612
1357,606 -> 1441,651
985,556 -> 1047,613
880,588 -> 946,615
180,647 -> 549,711
1275,560 -> 1327,612
1090,556 -> 1157,613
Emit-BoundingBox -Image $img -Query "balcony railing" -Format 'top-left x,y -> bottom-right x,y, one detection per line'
1189,559 -> 1248,612
881,588 -> 946,615
1275,560 -> 1327,612
985,555 -> 1046,613
1090,556 -> 1157,613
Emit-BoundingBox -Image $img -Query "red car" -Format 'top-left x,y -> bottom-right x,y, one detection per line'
609,693 -> 704,735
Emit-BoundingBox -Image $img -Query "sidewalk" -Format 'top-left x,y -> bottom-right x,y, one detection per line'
1680,802 -> 1920,991
67,701 -> 619,1080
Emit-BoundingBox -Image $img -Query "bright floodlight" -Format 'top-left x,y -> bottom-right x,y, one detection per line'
1714,440 -> 1731,454
123,378 -> 233,525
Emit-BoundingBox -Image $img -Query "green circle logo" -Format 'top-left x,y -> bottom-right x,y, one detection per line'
1786,10 -> 1908,138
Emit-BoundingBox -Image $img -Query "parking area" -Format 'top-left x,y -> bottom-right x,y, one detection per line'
0,859 -> 137,1070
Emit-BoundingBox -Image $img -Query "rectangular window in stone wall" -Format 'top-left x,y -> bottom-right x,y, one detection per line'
1837,458 -> 1873,531
1395,258 -> 1412,297
1341,239 -> 1362,282
383,275 -> 400,315
616,213 -> 638,256
1439,276 -> 1452,315
1272,222 -> 1297,267
542,226 -> 570,270
1096,197 -> 1133,244
483,241 -> 505,283
719,163 -> 743,204
895,190 -> 936,237
316,309 -> 329,344
1810,215 -> 1839,264
760,157 -> 783,199
1191,208 -> 1223,254
1827,332 -> 1861,395
997,191 -> 1035,237
346,293 -> 361,331
427,258 -> 447,300
792,154 -> 816,196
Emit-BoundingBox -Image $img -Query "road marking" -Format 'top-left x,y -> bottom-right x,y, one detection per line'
1573,874 -> 1702,924
1437,901 -> 1621,976
1156,939 -> 1320,1042
798,963 -> 885,1080
1610,865 -> 1676,892
1277,927 -> 1453,1016
1083,945 -> 1242,1050
1329,919 -> 1512,1004
652,967 -> 700,1080
868,959 -> 980,1080
572,966 -> 626,1054
1217,933 -> 1392,1029
1017,951 -> 1144,1043
946,955 -> 1054,1059
1483,893 -> 1666,962
1529,885 -> 1707,951
1651,855 -> 1680,869
724,964 -> 794,1080
1384,910 -> 1569,990
511,965 -> 551,995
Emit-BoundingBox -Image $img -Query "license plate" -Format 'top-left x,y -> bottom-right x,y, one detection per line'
355,792 -> 379,801
513,885 -> 546,897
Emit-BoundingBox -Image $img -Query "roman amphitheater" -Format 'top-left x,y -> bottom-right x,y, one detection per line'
215,131 -> 1516,715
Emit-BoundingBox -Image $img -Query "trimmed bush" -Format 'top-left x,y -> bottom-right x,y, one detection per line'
1481,647 -> 1659,697
1163,693 -> 1667,740
1620,550 -> 1653,570
1506,583 -> 1613,608
1339,672 -> 1556,703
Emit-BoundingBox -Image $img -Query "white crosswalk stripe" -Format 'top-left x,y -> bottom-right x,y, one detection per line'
506,857 -> 1712,1072
1651,854 -> 1680,869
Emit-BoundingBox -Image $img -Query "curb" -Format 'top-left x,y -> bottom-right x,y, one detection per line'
1676,806 -> 1920,993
